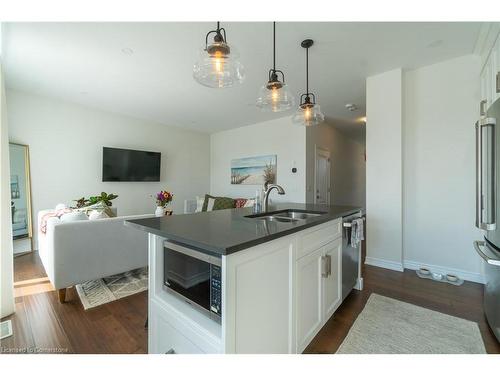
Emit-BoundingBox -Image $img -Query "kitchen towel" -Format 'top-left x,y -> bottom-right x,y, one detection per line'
350,218 -> 364,247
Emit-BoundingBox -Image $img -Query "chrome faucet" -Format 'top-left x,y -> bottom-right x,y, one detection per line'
262,182 -> 285,212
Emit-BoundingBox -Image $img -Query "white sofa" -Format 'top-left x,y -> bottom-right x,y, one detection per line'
37,210 -> 154,302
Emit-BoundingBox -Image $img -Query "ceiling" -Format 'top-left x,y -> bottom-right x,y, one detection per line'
2,22 -> 482,135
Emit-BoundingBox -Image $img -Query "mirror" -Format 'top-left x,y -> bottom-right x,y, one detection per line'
9,143 -> 33,254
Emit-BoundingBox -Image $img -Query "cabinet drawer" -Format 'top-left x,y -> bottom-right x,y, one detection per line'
155,315 -> 203,354
150,300 -> 204,354
297,219 -> 341,259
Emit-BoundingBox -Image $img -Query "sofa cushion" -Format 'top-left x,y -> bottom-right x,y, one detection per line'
60,211 -> 88,222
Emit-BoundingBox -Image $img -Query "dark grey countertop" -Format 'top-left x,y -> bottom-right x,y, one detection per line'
125,203 -> 362,256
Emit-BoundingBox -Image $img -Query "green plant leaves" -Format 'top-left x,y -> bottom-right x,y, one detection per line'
73,192 -> 118,207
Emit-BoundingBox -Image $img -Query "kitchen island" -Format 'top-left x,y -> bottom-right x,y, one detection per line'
126,203 -> 363,354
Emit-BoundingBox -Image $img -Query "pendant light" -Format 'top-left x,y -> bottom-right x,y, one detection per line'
256,22 -> 294,112
193,22 -> 245,88
292,39 -> 325,126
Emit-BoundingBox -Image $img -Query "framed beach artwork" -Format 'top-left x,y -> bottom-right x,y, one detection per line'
231,155 -> 277,185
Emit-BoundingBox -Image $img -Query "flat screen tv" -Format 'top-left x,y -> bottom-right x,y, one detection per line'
102,147 -> 161,182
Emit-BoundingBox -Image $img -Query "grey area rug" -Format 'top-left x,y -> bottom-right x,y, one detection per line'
75,267 -> 148,310
337,293 -> 486,354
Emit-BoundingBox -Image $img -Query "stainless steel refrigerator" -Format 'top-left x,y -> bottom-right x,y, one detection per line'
475,97 -> 500,342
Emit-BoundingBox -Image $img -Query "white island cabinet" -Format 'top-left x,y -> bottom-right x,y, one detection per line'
146,216 -> 361,354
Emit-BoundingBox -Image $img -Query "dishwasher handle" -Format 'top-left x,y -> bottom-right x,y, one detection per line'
343,216 -> 365,228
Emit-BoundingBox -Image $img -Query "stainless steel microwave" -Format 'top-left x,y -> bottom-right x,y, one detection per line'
163,241 -> 222,323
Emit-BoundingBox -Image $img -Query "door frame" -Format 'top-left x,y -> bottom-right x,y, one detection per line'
314,145 -> 331,205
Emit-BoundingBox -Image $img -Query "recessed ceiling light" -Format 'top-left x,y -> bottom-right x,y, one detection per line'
360,116 -> 367,123
121,48 -> 134,55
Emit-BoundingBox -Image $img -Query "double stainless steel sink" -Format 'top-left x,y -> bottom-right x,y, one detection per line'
246,209 -> 326,223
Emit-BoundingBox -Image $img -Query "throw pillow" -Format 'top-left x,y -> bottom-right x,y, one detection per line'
235,198 -> 248,208
243,198 -> 255,208
202,194 -> 215,212
60,211 -> 89,222
212,197 -> 236,211
195,196 -> 204,213
206,197 -> 216,212
202,194 -> 236,211
55,203 -> 67,211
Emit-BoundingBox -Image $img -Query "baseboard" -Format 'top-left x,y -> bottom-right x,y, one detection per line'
403,260 -> 485,284
365,257 -> 404,272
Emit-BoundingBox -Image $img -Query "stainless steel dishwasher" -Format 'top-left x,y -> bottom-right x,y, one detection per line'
341,212 -> 363,301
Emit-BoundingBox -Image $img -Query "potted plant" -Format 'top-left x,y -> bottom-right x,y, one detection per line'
87,192 -> 118,207
154,190 -> 173,217
72,193 -> 118,209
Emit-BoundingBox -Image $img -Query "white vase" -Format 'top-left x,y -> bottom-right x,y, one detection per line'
155,206 -> 165,217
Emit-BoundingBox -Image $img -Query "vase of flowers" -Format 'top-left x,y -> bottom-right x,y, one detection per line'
154,190 -> 173,217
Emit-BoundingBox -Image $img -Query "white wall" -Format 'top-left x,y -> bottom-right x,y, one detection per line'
210,116 -> 307,203
7,90 -> 211,249
306,123 -> 366,208
403,55 -> 483,282
1,61 -> 15,318
365,68 -> 404,271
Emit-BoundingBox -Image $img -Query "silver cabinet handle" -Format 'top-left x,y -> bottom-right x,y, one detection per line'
473,241 -> 500,266
326,254 -> 332,276
497,72 -> 500,94
321,256 -> 328,278
321,255 -> 332,277
476,116 -> 497,231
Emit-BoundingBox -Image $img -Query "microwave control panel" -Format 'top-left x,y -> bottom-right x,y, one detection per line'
210,265 -> 222,316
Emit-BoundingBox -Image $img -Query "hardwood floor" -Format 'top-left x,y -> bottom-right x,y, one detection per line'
1,251 -> 499,354
1,252 -> 147,354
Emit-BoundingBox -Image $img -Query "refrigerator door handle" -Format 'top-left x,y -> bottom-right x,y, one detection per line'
476,116 -> 497,230
474,241 -> 500,266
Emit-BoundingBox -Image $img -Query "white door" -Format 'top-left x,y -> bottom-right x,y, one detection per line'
315,147 -> 331,205
295,247 -> 323,353
322,238 -> 342,321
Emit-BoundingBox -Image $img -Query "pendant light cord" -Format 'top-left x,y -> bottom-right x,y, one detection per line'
306,46 -> 309,96
273,22 -> 276,72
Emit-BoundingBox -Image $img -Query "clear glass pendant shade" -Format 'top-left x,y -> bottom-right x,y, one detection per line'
292,103 -> 325,126
193,43 -> 245,88
256,82 -> 295,112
